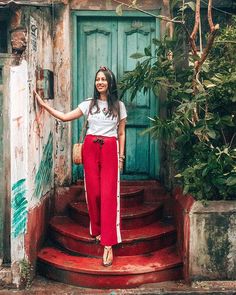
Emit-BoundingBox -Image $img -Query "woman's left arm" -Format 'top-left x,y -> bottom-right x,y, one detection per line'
118,118 -> 126,171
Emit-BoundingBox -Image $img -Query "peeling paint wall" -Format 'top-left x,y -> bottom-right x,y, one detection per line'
10,60 -> 28,241
10,60 -> 29,286
6,6 -> 54,286
189,201 -> 236,280
53,4 -> 72,186
173,188 -> 195,281
70,0 -> 162,10
0,55 -> 12,264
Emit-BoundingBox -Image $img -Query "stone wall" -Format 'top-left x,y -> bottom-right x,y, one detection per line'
189,201 -> 236,280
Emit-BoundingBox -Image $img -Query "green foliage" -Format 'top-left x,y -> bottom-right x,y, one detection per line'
20,258 -> 33,289
119,15 -> 236,201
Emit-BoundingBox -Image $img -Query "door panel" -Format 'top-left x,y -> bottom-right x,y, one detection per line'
74,16 -> 159,180
117,19 -> 157,179
77,19 -> 117,101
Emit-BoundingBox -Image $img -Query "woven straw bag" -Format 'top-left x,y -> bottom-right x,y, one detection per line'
72,110 -> 90,165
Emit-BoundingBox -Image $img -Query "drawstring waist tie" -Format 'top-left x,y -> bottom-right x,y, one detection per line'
93,137 -> 105,147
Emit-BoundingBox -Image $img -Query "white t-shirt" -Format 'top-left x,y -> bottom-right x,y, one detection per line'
78,98 -> 127,138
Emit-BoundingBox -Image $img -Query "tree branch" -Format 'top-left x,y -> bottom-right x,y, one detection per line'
230,133 -> 236,147
112,0 -> 184,24
196,25 -> 219,73
189,0 -> 201,55
221,128 -> 227,145
208,0 -> 215,32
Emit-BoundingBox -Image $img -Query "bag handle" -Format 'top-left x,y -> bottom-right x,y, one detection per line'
78,100 -> 93,143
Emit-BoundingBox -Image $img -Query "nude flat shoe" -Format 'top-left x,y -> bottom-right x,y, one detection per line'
102,246 -> 113,267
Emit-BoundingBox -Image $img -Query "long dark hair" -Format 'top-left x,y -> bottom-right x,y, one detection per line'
90,66 -> 120,119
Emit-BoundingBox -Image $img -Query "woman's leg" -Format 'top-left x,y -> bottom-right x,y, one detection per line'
100,137 -> 121,246
83,135 -> 101,237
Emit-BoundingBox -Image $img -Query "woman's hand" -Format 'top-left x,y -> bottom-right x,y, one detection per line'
33,90 -> 83,122
119,159 -> 124,173
34,90 -> 46,108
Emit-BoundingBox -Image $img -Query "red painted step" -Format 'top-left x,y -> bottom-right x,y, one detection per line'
49,216 -> 177,257
37,246 -> 183,289
54,182 -> 170,215
68,185 -> 145,208
69,201 -> 163,229
120,186 -> 144,207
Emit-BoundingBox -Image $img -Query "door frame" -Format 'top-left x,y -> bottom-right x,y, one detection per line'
72,10 -> 160,181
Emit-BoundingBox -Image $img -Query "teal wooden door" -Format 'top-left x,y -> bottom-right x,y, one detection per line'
0,64 -> 3,259
73,14 -> 160,180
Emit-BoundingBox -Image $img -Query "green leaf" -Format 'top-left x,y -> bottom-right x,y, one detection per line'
183,185 -> 189,195
202,63 -> 209,73
205,113 -> 215,120
226,176 -> 236,186
175,173 -> 182,178
179,5 -> 188,12
202,167 -> 208,177
190,54 -> 200,62
203,80 -> 216,88
196,84 -> 205,92
221,115 -> 234,126
130,52 -> 145,59
185,88 -> 194,94
116,4 -> 123,16
144,46 -> 152,56
139,126 -> 156,136
231,95 -> 236,102
207,129 -> 216,139
147,116 -> 156,122
186,1 -> 196,11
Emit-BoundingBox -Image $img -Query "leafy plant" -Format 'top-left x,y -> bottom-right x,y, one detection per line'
20,258 -> 33,289
119,7 -> 236,200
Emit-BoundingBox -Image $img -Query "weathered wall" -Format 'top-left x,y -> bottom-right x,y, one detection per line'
53,4 -> 72,186
173,188 -> 195,281
70,0 -> 162,10
0,55 -> 12,265
7,6 -> 54,287
174,191 -> 236,282
189,201 -> 236,280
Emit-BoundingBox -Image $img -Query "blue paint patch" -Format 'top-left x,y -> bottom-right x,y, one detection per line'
12,178 -> 28,238
34,132 -> 53,198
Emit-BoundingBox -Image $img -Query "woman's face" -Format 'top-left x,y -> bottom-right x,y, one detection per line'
95,71 -> 108,95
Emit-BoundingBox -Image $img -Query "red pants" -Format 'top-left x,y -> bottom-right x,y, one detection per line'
82,134 -> 122,246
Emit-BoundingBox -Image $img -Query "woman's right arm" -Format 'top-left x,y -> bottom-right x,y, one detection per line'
34,90 -> 83,122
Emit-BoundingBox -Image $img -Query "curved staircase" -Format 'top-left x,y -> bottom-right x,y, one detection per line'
37,181 -> 183,288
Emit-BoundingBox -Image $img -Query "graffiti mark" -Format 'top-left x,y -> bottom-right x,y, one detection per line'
34,132 -> 53,198
12,178 -> 28,238
30,16 -> 38,52
15,146 -> 24,161
13,116 -> 23,128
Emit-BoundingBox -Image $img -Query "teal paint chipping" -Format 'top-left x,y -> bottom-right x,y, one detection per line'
34,132 -> 53,198
12,178 -> 28,238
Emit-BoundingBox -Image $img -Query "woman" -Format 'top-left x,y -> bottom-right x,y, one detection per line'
34,66 -> 127,267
